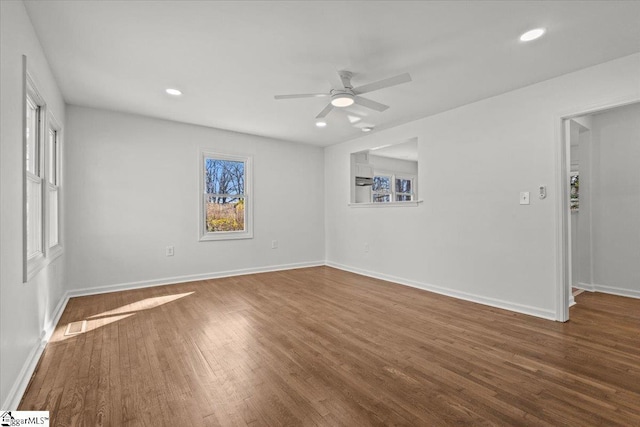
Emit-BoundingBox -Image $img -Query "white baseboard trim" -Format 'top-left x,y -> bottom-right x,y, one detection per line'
574,282 -> 639,299
592,283 -> 640,299
575,282 -> 595,292
1,339 -> 44,411
1,260 -> 323,410
569,294 -> 576,307
1,289 -> 69,410
44,292 -> 70,342
66,260 -> 326,298
326,261 -> 557,321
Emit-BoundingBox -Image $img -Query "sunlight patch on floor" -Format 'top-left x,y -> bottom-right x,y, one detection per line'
88,292 -> 195,319
52,291 -> 195,342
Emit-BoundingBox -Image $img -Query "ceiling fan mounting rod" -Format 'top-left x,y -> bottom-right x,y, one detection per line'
339,70 -> 354,89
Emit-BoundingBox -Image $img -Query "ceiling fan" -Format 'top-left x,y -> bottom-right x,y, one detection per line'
274,70 -> 412,119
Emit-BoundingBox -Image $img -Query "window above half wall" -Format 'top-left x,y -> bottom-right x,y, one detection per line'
349,137 -> 422,207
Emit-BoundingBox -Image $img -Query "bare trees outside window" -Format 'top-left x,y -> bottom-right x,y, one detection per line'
372,174 -> 414,203
200,152 -> 252,241
205,158 -> 245,231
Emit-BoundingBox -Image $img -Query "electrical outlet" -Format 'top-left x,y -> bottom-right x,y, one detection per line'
166,246 -> 174,256
271,240 -> 278,249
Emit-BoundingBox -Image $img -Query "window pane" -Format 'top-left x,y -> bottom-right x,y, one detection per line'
204,158 -> 244,196
48,129 -> 57,185
372,176 -> 390,192
396,178 -> 411,193
396,194 -> 412,202
373,194 -> 391,203
205,196 -> 245,232
26,98 -> 39,174
49,186 -> 59,247
26,176 -> 42,257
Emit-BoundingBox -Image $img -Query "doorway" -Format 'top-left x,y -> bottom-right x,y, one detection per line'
559,101 -> 640,321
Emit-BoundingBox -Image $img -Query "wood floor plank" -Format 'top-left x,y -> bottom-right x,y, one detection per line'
19,266 -> 640,425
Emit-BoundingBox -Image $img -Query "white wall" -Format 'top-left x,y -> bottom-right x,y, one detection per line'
325,53 -> 640,320
0,0 -> 67,408
589,103 -> 640,295
64,106 -> 325,292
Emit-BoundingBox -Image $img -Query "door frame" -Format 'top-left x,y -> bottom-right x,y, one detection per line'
554,95 -> 640,321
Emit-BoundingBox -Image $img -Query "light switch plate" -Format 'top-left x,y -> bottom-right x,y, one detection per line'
520,192 -> 530,205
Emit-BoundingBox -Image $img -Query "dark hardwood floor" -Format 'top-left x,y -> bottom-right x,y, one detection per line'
20,267 -> 640,426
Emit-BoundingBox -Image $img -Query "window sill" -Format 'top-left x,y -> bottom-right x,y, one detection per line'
348,200 -> 424,208
25,245 -> 65,282
47,244 -> 64,262
25,253 -> 47,282
199,231 -> 254,241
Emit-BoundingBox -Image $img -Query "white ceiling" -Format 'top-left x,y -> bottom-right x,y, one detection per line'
24,1 -> 640,147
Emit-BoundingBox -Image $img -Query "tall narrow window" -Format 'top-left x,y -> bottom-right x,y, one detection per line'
199,151 -> 252,241
47,120 -> 61,251
24,75 -> 46,279
26,94 -> 43,258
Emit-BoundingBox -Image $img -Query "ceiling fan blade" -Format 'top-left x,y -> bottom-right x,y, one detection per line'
352,73 -> 412,95
354,96 -> 389,112
274,93 -> 328,100
316,103 -> 334,118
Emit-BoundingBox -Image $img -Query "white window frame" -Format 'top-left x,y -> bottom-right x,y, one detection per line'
46,112 -> 63,260
371,170 -> 416,203
394,174 -> 415,202
199,151 -> 253,241
23,69 -> 47,281
23,59 -> 64,282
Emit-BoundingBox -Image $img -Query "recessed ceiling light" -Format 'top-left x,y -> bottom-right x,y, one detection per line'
361,127 -> 373,132
520,28 -> 546,42
315,121 -> 327,128
165,88 -> 182,96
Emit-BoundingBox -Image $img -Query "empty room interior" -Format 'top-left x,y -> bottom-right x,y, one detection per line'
1,0 -> 640,425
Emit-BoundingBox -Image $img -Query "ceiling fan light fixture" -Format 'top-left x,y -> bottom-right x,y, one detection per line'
315,121 -> 327,128
330,93 -> 354,107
